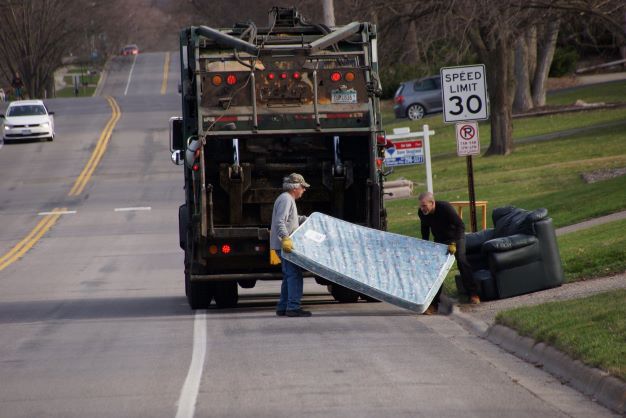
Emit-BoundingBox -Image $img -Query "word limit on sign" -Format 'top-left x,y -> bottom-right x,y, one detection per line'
441,64 -> 489,123
455,122 -> 480,156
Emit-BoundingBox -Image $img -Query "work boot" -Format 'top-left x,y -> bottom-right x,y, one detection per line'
285,308 -> 312,317
423,303 -> 438,315
469,294 -> 481,305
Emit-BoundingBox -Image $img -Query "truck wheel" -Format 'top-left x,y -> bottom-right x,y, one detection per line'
238,279 -> 256,289
185,271 -> 214,309
214,281 -> 238,308
330,284 -> 360,303
360,293 -> 381,302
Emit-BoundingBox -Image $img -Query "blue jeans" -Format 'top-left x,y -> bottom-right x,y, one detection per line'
276,250 -> 304,311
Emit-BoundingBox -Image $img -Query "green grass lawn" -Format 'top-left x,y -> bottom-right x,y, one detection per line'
386,125 -> 626,236
558,219 -> 626,282
57,74 -> 100,97
496,290 -> 626,381
547,80 -> 626,106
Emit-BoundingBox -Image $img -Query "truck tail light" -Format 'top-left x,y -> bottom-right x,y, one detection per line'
211,75 -> 223,86
330,72 -> 341,82
279,72 -> 288,80
221,244 -> 231,254
209,245 -> 218,255
267,72 -> 276,80
192,163 -> 200,171
293,71 -> 301,80
344,72 -> 355,82
226,74 -> 237,85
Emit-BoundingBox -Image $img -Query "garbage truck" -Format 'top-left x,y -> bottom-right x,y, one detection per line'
170,7 -> 387,309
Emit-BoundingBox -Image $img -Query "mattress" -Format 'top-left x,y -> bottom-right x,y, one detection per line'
282,212 -> 455,313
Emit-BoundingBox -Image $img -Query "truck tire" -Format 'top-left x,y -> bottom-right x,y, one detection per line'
214,281 -> 238,308
329,284 -> 360,303
360,293 -> 381,302
185,271 -> 214,309
238,279 -> 257,289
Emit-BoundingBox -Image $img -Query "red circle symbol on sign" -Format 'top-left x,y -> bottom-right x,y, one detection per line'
460,125 -> 475,140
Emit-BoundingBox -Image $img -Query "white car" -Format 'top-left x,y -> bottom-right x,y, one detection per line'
1,100 -> 55,142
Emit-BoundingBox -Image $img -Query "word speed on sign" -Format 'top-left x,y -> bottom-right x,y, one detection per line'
440,64 -> 489,123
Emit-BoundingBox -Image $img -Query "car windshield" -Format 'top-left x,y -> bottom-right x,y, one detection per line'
8,105 -> 46,117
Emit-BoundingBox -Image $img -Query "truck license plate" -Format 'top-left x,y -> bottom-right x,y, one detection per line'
331,89 -> 357,104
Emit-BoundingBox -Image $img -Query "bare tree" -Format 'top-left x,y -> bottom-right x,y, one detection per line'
360,0 -> 625,155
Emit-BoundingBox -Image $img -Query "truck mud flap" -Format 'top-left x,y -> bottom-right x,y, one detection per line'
179,204 -> 188,250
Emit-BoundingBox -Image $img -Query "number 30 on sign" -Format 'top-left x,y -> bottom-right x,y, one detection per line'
440,65 -> 489,123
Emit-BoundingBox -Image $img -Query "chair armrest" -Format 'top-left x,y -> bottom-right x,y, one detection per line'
466,228 -> 494,253
482,234 -> 538,253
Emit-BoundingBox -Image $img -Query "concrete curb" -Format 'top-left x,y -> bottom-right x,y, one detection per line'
440,297 -> 626,415
94,59 -> 111,97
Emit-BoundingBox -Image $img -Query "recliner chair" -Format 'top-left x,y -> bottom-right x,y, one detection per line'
456,206 -> 564,300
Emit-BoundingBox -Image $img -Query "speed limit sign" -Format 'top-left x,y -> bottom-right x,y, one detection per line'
440,65 -> 489,123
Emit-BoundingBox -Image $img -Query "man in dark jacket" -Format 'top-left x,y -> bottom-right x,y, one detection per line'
418,192 -> 480,314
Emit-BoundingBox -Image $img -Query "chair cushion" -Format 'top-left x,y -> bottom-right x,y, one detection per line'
492,206 -> 548,237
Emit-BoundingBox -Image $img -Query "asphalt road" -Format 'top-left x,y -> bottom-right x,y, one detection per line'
0,52 -> 618,418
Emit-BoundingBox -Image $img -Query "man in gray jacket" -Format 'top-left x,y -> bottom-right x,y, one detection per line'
270,173 -> 311,317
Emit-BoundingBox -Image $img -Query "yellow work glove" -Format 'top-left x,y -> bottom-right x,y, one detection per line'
281,237 -> 294,253
447,243 -> 457,255
269,249 -> 281,265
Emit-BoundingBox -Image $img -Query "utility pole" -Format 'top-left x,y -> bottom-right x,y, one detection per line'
322,0 -> 336,27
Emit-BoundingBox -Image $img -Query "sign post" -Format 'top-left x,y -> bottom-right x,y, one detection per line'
455,122 -> 480,231
441,65 -> 489,231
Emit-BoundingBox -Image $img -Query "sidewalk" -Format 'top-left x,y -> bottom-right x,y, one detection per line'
442,211 -> 626,415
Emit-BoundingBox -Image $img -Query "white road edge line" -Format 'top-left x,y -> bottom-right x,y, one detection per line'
175,311 -> 207,418
124,55 -> 137,96
114,207 -> 152,212
38,210 -> 77,216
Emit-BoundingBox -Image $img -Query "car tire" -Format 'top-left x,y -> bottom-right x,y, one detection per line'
47,135 -> 53,142
406,104 -> 425,120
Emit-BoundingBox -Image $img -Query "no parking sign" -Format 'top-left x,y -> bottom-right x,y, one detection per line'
455,122 -> 480,156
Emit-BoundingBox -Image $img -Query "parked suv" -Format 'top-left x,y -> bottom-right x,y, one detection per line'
393,75 -> 442,120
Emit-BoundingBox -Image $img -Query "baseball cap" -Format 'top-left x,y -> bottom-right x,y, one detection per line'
285,173 -> 310,188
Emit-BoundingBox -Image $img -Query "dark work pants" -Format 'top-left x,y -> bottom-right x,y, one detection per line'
432,236 -> 476,306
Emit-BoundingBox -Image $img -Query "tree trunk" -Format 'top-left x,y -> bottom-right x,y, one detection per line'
398,20 -> 419,65
513,36 -> 533,112
485,38 -> 514,156
532,20 -> 559,107
322,0 -> 336,27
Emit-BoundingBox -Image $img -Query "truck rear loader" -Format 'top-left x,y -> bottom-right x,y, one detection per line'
169,7 -> 387,309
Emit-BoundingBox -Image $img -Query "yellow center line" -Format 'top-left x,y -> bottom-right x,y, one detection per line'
0,96 -> 122,271
68,96 -> 121,196
161,52 -> 170,95
0,208 -> 67,271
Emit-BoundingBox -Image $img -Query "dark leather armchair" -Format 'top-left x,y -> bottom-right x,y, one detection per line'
456,206 -> 564,300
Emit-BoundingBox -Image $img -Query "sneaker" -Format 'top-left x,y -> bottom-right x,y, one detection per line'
285,308 -> 312,317
469,294 -> 481,305
276,310 -> 286,316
